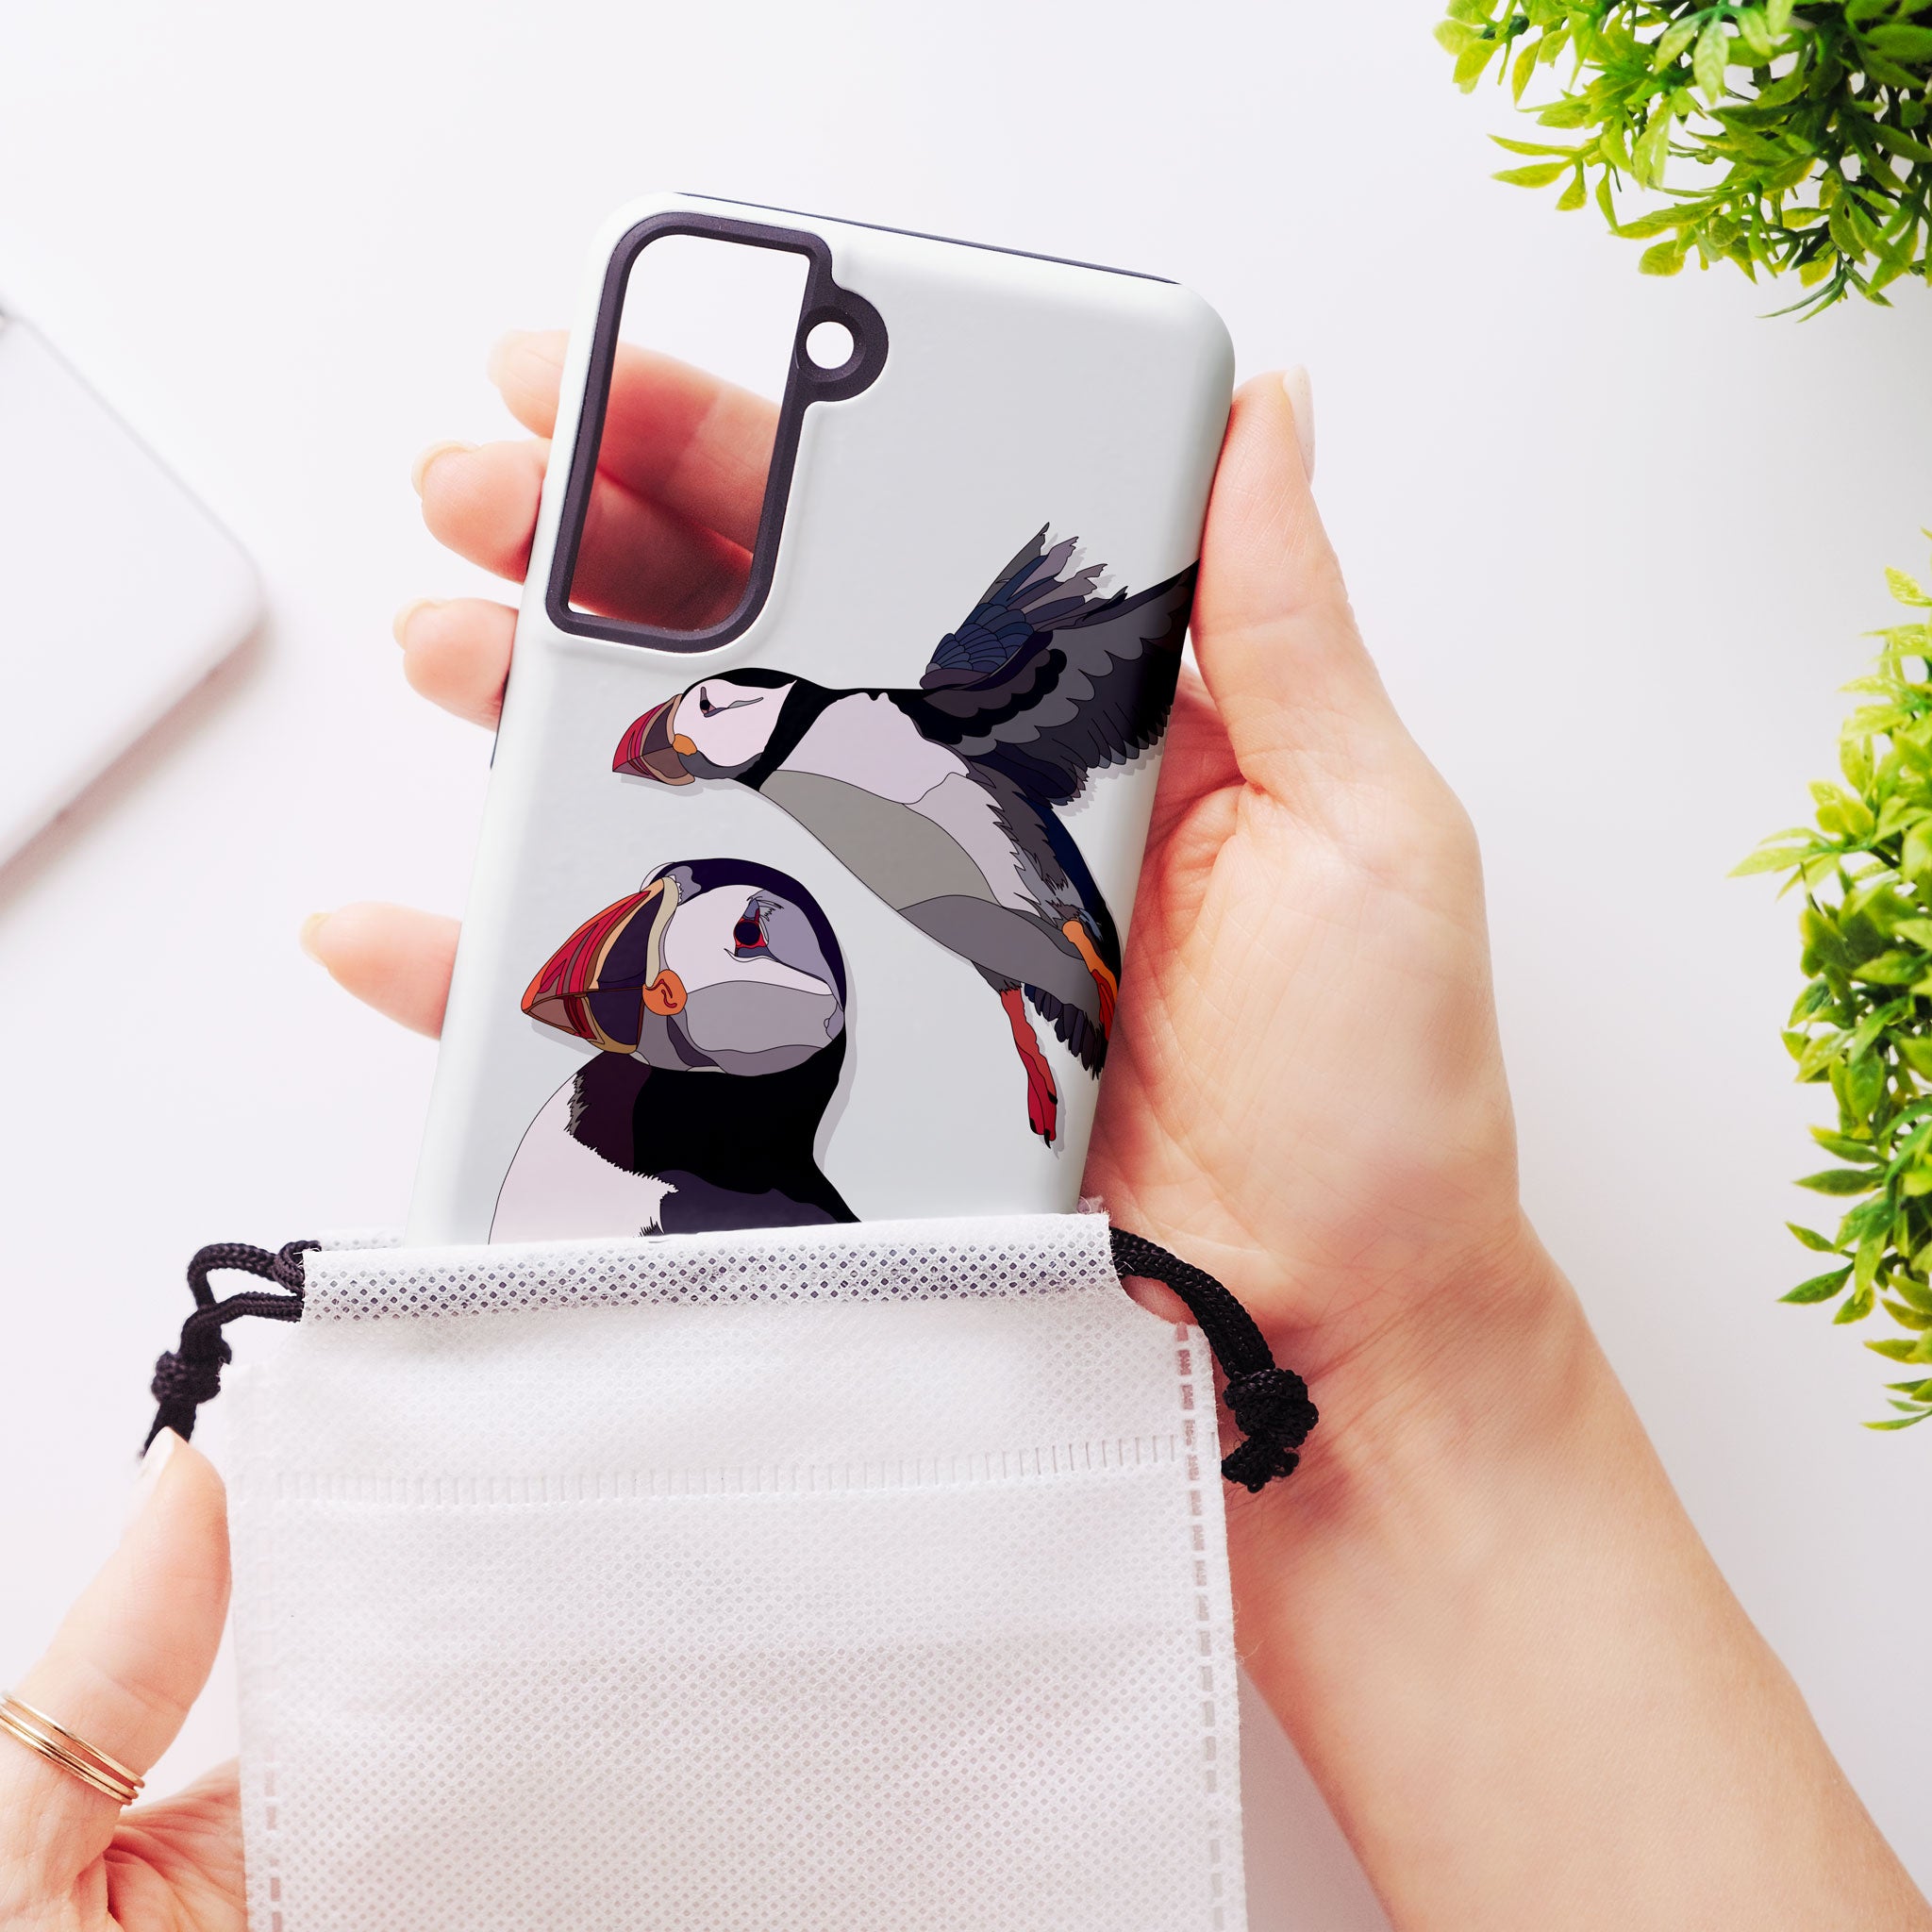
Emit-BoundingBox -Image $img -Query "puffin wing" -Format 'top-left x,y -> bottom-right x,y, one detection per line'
898,529 -> 1196,805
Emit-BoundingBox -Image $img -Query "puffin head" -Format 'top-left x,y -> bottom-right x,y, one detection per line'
613,670 -> 800,786
523,858 -> 845,1078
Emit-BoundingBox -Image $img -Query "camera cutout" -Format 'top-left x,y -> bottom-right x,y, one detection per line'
804,319 -> 857,372
549,214 -> 888,651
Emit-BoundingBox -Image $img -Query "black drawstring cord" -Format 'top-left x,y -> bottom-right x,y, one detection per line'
146,1241 -> 317,1451
1110,1227 -> 1318,1492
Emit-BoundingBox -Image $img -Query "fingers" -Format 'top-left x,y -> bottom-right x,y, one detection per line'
301,902 -> 459,1038
1191,372 -> 1415,809
0,1433 -> 227,1894
489,331 -> 777,549
404,328 -> 783,708
108,1760 -> 245,1924
415,438 -> 544,582
416,437 -> 751,632
395,598 -> 515,728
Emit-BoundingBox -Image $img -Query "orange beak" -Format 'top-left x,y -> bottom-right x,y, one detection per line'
613,698 -> 692,784
522,879 -> 683,1052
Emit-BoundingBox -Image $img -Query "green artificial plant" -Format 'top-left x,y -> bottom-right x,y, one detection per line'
1740,544 -> 1932,1427
1437,0 -> 1932,316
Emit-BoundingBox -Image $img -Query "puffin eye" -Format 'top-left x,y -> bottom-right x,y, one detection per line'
733,913 -> 766,950
698,690 -> 716,717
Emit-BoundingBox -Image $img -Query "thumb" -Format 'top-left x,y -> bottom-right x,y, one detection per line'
0,1431 -> 228,1901
1192,371 -> 1417,813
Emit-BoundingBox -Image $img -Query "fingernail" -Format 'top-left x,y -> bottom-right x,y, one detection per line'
486,330 -> 534,387
126,1428 -> 180,1528
392,598 -> 443,646
410,441 -> 475,497
1280,366 -> 1315,483
299,911 -> 331,962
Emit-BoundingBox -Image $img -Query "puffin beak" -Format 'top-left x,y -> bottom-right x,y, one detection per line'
613,698 -> 693,784
522,879 -> 677,1053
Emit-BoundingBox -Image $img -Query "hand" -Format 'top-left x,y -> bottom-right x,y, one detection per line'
0,1432 -> 242,1930
306,336 -> 1930,1930
320,338 -> 1536,1417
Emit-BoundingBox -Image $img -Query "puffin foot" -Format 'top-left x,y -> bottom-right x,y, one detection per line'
1060,919 -> 1119,1037
999,987 -> 1059,1144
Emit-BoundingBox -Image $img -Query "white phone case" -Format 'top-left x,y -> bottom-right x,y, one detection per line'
408,193 -> 1233,1245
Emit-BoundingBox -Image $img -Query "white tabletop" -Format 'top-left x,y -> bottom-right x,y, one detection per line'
0,6 -> 1927,1924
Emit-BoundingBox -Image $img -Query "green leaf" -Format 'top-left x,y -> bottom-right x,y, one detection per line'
1869,121 -> 1932,166
1903,823 -> 1932,888
1868,25 -> 1932,62
1556,171 -> 1588,211
1866,1336 -> 1927,1360
1809,1127 -> 1877,1162
1694,19 -> 1729,101
1736,7 -> 1774,60
1731,845 -> 1810,875
1837,1282 -> 1877,1323
1489,135 -> 1583,158
1512,38 -> 1539,100
1454,38 -> 1498,88
1797,1168 -> 1881,1195
1783,1265 -> 1853,1303
1656,19 -> 1699,65
1865,1409 -> 1932,1429
1843,1051 -> 1889,1121
1787,1223 -> 1841,1253
1494,162 -> 1573,188
1539,97 -> 1596,129
1639,238 -> 1687,275
1889,568 -> 1932,608
1855,1237 -> 1885,1295
1633,111 -> 1674,189
1618,207 -> 1695,240
1851,951 -> 1924,985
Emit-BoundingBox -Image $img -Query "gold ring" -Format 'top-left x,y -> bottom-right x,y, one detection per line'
0,1691 -> 143,1806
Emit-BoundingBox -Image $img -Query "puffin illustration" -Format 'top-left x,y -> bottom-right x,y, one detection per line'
612,530 -> 1194,1144
491,858 -> 855,1239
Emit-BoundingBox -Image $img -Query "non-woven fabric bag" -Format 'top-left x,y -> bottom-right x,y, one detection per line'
189,1211 -> 1274,1931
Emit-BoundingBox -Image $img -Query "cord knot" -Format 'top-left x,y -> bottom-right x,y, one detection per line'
1109,1225 -> 1318,1493
150,1339 -> 232,1409
144,1241 -> 315,1451
1224,1365 -> 1317,1441
1220,1367 -> 1319,1494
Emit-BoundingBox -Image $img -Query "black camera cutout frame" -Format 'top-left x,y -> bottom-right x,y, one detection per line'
544,211 -> 889,653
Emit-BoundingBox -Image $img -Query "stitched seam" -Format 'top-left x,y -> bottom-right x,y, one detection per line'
240,1466 -> 288,1932
261,1441 -> 1183,1505
1175,1323 -> 1230,1930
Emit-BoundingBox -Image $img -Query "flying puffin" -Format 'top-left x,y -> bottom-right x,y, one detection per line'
491,858 -> 855,1239
612,530 -> 1194,1144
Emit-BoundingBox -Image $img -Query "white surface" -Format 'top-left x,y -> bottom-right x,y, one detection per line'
230,1216 -> 1241,1931
0,6 -> 1925,1928
0,317 -> 258,858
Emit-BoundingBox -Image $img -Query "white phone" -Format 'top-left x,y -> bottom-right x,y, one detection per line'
0,308 -> 259,861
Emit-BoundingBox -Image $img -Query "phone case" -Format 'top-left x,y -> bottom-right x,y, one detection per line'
408,192 -> 1234,1245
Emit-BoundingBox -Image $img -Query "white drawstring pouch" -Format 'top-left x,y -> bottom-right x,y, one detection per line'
218,1211 -> 1249,1932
